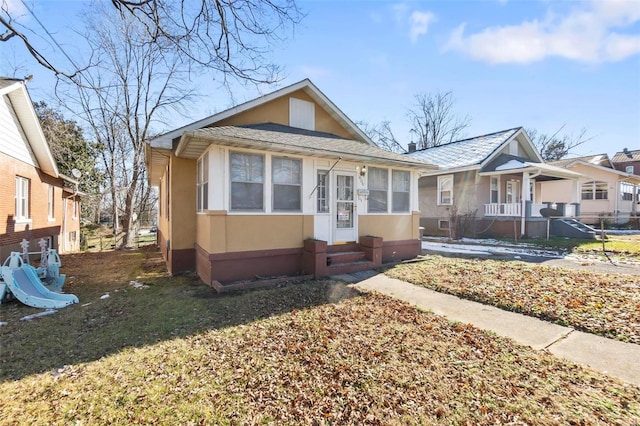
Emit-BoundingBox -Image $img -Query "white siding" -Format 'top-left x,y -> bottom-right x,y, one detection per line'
289,97 -> 315,130
0,95 -> 37,166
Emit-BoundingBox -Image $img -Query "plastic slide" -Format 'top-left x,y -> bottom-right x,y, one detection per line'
1,265 -> 78,309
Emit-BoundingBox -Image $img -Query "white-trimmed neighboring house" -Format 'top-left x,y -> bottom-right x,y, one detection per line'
0,77 -> 82,260
542,154 -> 640,225
405,127 -> 585,238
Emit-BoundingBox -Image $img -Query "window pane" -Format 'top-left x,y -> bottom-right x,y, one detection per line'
392,192 -> 410,212
231,182 -> 263,210
231,152 -> 263,183
317,171 -> 329,213
231,153 -> 264,210
392,170 -> 410,213
274,184 -> 300,210
273,157 -> 301,184
368,168 -> 387,212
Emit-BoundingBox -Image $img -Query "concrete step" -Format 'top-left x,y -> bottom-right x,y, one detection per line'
327,250 -> 366,265
327,260 -> 376,276
327,242 -> 360,253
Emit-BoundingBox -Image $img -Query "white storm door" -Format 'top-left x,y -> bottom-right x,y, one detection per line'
506,180 -> 520,204
334,173 -> 357,242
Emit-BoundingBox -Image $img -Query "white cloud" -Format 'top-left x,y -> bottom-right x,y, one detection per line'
410,11 -> 436,43
445,0 -> 640,63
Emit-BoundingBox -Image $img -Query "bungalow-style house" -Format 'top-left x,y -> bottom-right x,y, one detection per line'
0,77 -> 82,261
542,154 -> 640,225
405,127 -> 585,239
612,148 -> 640,176
146,79 -> 434,288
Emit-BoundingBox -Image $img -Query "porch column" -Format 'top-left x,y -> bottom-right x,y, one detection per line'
521,172 -> 530,236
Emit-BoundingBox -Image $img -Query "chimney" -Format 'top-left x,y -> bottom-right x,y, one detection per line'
408,142 -> 417,153
623,147 -> 632,158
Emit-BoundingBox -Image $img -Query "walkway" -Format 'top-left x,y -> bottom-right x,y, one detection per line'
344,273 -> 640,387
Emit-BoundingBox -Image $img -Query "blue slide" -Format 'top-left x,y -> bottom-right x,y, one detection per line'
1,265 -> 78,309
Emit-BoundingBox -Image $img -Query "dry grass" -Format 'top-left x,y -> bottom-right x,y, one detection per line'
386,256 -> 640,344
1,248 -> 639,424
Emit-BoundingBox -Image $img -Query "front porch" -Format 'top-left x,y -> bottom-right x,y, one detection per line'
484,201 -> 579,218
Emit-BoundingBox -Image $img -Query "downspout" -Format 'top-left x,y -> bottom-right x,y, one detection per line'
62,197 -> 67,253
521,172 -> 531,237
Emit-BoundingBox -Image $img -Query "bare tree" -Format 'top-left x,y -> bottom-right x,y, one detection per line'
408,91 -> 470,149
1,0 -> 301,82
527,125 -> 592,161
357,120 -> 406,154
59,6 -> 195,247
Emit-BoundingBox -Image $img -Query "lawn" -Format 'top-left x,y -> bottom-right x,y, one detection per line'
1,248 -> 639,424
386,256 -> 640,344
512,234 -> 640,262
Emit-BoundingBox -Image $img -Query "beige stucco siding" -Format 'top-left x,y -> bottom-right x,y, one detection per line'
169,155 -> 197,250
359,212 -> 419,240
213,89 -> 352,139
197,213 -> 314,253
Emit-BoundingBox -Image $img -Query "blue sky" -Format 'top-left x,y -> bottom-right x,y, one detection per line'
2,0 -> 639,157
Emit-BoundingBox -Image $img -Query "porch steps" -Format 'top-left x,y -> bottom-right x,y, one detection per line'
551,219 -> 597,239
326,243 -> 376,275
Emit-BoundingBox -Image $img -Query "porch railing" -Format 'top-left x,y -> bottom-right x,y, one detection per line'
484,203 -> 521,217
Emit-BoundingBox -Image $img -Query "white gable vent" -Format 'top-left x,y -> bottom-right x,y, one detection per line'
289,97 -> 315,130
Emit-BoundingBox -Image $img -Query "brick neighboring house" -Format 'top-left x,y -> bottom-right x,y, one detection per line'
612,148 -> 640,176
0,77 -> 81,261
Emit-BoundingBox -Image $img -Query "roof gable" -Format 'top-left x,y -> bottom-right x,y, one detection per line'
404,127 -> 542,170
0,78 -> 58,177
149,79 -> 375,149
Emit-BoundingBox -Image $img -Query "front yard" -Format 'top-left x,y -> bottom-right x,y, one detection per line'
0,248 -> 639,424
386,256 -> 640,344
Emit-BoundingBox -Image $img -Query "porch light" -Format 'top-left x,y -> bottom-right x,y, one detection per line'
358,165 -> 367,177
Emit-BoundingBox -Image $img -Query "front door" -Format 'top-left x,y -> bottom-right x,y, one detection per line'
334,173 -> 357,242
506,180 -> 520,204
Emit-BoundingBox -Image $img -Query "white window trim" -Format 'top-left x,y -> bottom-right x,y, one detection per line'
438,219 -> 450,230
272,156 -> 302,212
367,167 -> 389,214
197,152 -> 209,213
626,165 -> 634,174
316,169 -> 330,214
437,174 -> 453,206
15,176 -> 30,222
229,150 -> 266,213
48,184 -> 55,221
391,170 -> 411,213
490,176 -> 500,204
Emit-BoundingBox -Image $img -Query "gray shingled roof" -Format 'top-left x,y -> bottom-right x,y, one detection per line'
548,154 -> 610,168
179,125 -> 434,168
404,128 -> 521,169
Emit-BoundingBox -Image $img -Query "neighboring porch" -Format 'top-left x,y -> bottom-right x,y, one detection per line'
478,156 -> 586,236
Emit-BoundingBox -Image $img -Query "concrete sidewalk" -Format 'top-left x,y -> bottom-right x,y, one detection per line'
351,273 -> 640,387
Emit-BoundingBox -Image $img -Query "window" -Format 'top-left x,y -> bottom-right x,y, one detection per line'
15,176 -> 29,220
197,152 -> 209,212
289,98 -> 315,130
48,185 -> 55,220
73,199 -> 78,219
230,152 -> 264,210
490,176 -> 499,203
368,167 -> 388,212
621,182 -> 634,201
438,219 -> 450,230
626,165 -> 634,174
437,175 -> 453,205
581,181 -> 608,200
272,157 -> 301,211
165,164 -> 170,220
316,170 -> 329,213
392,170 -> 410,212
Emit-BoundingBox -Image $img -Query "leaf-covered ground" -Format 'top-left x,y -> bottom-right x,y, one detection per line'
386,256 -> 640,344
1,291 -> 639,425
1,248 -> 639,424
